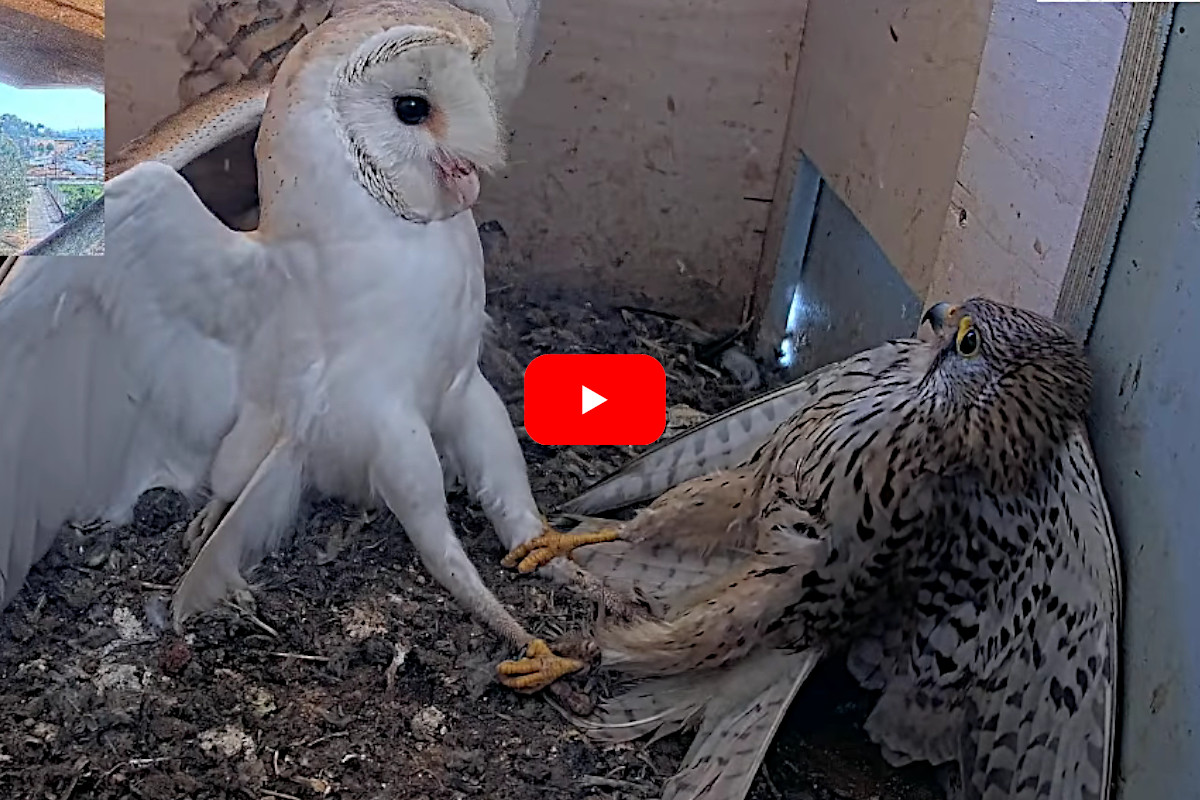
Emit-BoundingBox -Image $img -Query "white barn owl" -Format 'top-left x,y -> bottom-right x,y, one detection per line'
0,0 -> 580,692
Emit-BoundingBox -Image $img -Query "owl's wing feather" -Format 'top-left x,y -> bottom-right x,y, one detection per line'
107,78 -> 270,178
178,0 -> 334,103
0,161 -> 274,609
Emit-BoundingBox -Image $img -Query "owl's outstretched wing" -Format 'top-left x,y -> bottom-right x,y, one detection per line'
106,77 -> 270,178
0,161 -> 276,609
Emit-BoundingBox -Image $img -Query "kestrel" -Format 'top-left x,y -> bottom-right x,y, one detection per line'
507,298 -> 1121,800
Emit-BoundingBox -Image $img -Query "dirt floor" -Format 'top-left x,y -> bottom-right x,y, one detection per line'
0,255 -> 943,800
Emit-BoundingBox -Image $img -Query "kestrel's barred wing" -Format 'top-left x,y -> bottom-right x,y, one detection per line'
850,427 -> 1120,800
560,360 -> 848,516
573,647 -> 822,800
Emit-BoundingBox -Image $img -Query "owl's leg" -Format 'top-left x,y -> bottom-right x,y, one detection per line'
183,498 -> 232,559
184,403 -> 280,559
374,410 -> 583,693
436,369 -> 546,550
501,528 -> 624,572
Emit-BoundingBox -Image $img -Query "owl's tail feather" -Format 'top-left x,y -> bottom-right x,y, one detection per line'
570,647 -> 822,800
171,437 -> 303,624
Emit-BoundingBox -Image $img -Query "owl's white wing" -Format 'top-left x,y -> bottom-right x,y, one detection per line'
450,0 -> 540,110
0,161 -> 274,609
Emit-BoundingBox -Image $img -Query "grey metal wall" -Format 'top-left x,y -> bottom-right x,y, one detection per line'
775,179 -> 924,375
1086,10 -> 1200,798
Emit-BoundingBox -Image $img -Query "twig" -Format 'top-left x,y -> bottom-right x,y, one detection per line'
137,581 -> 174,591
580,775 -> 656,796
384,642 -> 410,690
760,763 -> 783,800
260,790 -> 302,800
225,601 -> 280,637
301,731 -> 349,748
266,651 -> 329,662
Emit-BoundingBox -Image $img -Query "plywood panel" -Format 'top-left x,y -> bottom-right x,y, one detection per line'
0,0 -> 103,89
105,0 -> 193,154
479,0 -> 807,328
787,0 -> 990,298
928,0 -> 1131,315
104,0 -> 808,329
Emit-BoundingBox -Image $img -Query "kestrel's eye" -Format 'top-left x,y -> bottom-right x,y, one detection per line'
393,95 -> 431,126
956,316 -> 981,357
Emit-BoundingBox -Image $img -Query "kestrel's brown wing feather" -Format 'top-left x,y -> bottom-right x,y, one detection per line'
560,360 -> 850,516
850,429 -> 1121,800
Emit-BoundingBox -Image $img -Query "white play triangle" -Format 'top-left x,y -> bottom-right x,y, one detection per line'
581,385 -> 607,414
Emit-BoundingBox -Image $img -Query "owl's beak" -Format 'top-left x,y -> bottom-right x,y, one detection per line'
432,151 -> 481,209
922,302 -> 957,334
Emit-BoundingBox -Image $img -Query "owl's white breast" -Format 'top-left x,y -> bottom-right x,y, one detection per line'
238,203 -> 487,501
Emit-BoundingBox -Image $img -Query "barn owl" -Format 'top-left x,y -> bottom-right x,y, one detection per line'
178,0 -> 540,115
0,0 -> 581,693
124,0 -> 541,232
508,299 -> 1121,800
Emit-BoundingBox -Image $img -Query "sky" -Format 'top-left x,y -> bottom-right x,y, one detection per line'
0,83 -> 104,130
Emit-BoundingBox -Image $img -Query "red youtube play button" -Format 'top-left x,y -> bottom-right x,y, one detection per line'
524,354 -> 666,445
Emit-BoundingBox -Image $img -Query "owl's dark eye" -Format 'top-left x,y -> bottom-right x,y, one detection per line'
393,95 -> 431,126
957,326 -> 980,357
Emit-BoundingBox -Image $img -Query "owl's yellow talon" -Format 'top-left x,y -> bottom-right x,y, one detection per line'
496,638 -> 585,692
501,526 -> 622,572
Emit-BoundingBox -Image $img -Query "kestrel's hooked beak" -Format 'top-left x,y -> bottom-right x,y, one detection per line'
922,302 -> 958,335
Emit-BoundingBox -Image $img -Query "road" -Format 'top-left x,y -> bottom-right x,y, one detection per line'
25,185 -> 64,244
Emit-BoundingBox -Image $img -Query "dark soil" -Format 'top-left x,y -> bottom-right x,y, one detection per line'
0,272 -> 941,800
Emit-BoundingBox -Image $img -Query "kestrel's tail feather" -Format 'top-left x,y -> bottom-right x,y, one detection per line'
570,647 -> 822,800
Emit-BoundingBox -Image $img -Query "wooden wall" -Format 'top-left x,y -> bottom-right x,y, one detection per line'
928,0 -> 1133,316
775,0 -> 993,300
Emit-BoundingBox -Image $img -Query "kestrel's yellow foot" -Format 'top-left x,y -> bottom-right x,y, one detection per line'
501,526 -> 621,573
496,638 -> 586,693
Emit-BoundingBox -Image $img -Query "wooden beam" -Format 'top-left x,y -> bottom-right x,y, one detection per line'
1055,2 -> 1174,339
0,0 -> 103,89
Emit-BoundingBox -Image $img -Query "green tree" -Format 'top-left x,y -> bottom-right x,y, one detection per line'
0,133 -> 29,233
59,182 -> 102,219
